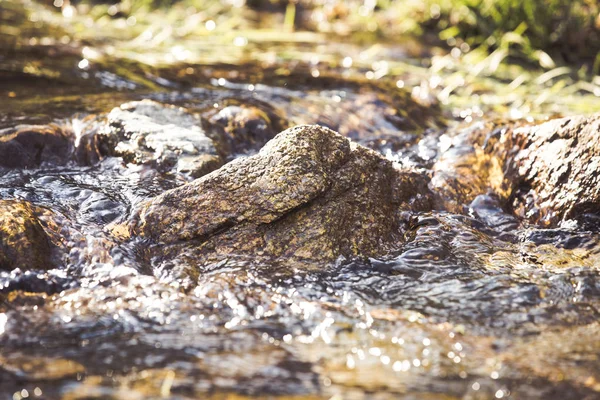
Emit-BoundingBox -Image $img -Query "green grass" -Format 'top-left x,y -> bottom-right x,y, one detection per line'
3,0 -> 600,119
394,0 -> 600,67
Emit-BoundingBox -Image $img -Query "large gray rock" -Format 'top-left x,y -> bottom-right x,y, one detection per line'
104,100 -> 224,179
130,124 -> 433,270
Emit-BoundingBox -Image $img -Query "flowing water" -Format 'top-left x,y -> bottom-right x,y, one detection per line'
1,8 -> 600,400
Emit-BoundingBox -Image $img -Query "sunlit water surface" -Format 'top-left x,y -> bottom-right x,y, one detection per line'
1,43 -> 600,400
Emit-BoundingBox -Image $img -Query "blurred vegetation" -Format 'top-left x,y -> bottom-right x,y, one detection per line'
3,0 -> 600,118
7,0 -> 599,67
383,0 -> 600,67
42,0 -> 599,67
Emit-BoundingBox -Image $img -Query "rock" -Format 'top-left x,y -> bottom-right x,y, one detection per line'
0,124 -> 71,168
104,100 -> 224,179
130,124 -> 433,269
209,104 -> 287,155
509,114 -> 600,225
0,200 -> 55,271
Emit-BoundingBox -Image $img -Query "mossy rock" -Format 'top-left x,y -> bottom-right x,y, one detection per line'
130,124 -> 433,273
0,200 -> 54,271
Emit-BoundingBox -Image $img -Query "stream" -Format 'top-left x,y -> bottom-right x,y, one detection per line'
1,4 -> 600,399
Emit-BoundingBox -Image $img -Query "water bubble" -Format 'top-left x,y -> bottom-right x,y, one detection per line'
233,36 -> 248,47
78,59 -> 89,70
62,5 -> 75,18
205,20 -> 216,31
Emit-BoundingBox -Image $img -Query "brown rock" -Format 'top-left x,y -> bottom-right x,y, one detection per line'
431,114 -> 600,226
131,124 -> 432,269
0,200 -> 54,271
509,114 -> 600,225
72,115 -> 116,166
104,100 -> 224,179
0,124 -> 71,168
430,121 -> 517,213
209,105 -> 287,155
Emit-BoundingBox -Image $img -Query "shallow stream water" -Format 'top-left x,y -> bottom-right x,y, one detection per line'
1,16 -> 600,400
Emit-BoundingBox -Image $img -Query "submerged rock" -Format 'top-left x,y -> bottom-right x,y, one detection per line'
0,200 -> 55,271
0,124 -> 71,168
104,100 -> 224,179
131,124 -> 432,269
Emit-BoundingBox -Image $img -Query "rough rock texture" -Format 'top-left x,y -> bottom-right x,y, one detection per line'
509,114 -> 600,225
209,105 -> 287,155
104,100 -> 224,179
0,125 -> 72,168
131,124 -> 433,268
0,200 -> 54,271
431,114 -> 600,226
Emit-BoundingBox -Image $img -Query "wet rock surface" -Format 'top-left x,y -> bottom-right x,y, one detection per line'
509,114 -> 600,225
103,99 -> 224,179
0,124 -> 72,168
1,71 -> 600,399
0,200 -> 55,271
430,121 -> 514,212
431,114 -> 600,226
132,124 -> 433,269
208,104 -> 288,155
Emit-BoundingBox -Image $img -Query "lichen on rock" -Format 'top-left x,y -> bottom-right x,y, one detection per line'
130,124 -> 433,271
